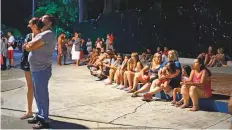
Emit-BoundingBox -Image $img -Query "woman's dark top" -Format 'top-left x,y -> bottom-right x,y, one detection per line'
20,33 -> 32,71
147,62 -> 161,83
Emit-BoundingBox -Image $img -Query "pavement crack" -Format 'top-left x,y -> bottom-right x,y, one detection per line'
203,115 -> 232,129
108,102 -> 146,124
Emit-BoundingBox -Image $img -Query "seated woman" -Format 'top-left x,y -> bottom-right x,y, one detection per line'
181,58 -> 212,111
207,48 -> 226,67
115,55 -> 130,89
130,53 -> 162,97
123,53 -> 143,92
87,48 -> 100,67
141,50 -> 182,101
105,54 -> 123,85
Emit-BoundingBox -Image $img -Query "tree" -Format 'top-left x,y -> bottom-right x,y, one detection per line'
35,0 -> 78,36
1,24 -> 22,37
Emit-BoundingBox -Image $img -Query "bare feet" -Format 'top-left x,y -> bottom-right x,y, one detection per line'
189,106 -> 199,111
180,104 -> 189,109
105,82 -> 112,85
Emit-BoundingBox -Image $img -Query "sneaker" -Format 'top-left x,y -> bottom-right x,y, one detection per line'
116,85 -> 122,89
32,121 -> 49,129
27,116 -> 41,124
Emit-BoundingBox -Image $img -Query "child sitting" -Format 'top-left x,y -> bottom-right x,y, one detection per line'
171,65 -> 192,106
154,61 -> 177,90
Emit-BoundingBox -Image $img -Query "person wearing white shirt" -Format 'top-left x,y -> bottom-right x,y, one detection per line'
7,31 -> 15,68
86,38 -> 92,54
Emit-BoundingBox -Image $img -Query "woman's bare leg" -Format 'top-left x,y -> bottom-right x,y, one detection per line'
106,69 -> 116,84
21,71 -> 34,119
127,72 -> 135,90
133,83 -> 151,94
131,73 -> 140,91
123,71 -> 128,87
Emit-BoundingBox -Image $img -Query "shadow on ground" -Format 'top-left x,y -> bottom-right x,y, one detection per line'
49,119 -> 89,129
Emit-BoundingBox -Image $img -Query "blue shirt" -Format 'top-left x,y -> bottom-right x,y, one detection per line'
161,60 -> 182,82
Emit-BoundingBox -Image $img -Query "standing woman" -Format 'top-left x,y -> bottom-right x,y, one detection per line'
20,17 -> 40,119
71,32 -> 82,66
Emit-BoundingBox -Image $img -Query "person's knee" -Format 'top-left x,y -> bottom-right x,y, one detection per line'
190,86 -> 197,96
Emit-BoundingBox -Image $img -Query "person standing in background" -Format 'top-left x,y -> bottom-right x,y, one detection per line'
57,32 -> 66,65
1,34 -> 8,70
86,38 -> 92,54
7,31 -> 15,68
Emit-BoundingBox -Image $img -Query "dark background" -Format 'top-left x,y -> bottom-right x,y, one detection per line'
2,0 -> 232,57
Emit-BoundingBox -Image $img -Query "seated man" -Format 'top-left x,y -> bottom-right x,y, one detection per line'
197,46 -> 214,65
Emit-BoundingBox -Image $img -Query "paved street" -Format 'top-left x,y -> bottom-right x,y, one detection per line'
1,52 -> 232,129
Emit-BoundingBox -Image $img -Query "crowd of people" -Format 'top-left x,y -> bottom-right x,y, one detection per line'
85,44 -> 214,112
1,15 -> 232,129
55,32 -> 115,66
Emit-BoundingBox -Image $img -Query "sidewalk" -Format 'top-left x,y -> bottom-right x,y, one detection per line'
1,65 -> 231,129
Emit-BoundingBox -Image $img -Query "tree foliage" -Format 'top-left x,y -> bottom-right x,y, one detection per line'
1,24 -> 22,37
35,0 -> 78,36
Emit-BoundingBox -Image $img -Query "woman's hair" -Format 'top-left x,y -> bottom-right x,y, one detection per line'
153,53 -> 162,62
182,65 -> 192,77
167,61 -> 176,74
172,50 -> 179,61
218,48 -> 224,53
197,58 -> 212,77
30,17 -> 40,25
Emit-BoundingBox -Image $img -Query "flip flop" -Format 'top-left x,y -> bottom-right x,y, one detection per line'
20,114 -> 33,120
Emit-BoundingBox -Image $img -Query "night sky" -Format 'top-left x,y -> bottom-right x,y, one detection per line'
2,0 -> 32,34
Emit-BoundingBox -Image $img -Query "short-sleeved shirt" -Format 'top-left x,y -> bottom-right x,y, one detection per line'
104,58 -> 115,65
28,30 -> 56,72
73,38 -> 81,51
8,36 -> 15,50
112,60 -> 121,67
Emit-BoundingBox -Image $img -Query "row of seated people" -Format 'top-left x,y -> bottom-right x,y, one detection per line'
197,46 -> 232,67
87,48 -> 213,111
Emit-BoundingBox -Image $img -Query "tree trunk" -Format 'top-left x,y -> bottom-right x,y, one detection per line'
78,0 -> 84,23
114,0 -> 121,11
103,0 -> 113,14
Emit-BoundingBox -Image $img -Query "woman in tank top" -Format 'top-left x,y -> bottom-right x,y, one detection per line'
130,53 -> 162,96
181,58 -> 212,111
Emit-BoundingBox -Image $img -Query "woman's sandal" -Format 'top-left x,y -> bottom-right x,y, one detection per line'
171,101 -> 176,105
127,89 -> 135,93
131,92 -> 138,97
142,93 -> 152,102
189,106 -> 199,111
175,101 -> 183,107
20,113 -> 33,120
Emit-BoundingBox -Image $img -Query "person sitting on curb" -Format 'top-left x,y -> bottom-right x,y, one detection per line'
181,58 -> 212,111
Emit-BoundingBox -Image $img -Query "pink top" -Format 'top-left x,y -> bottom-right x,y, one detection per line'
192,70 -> 212,97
